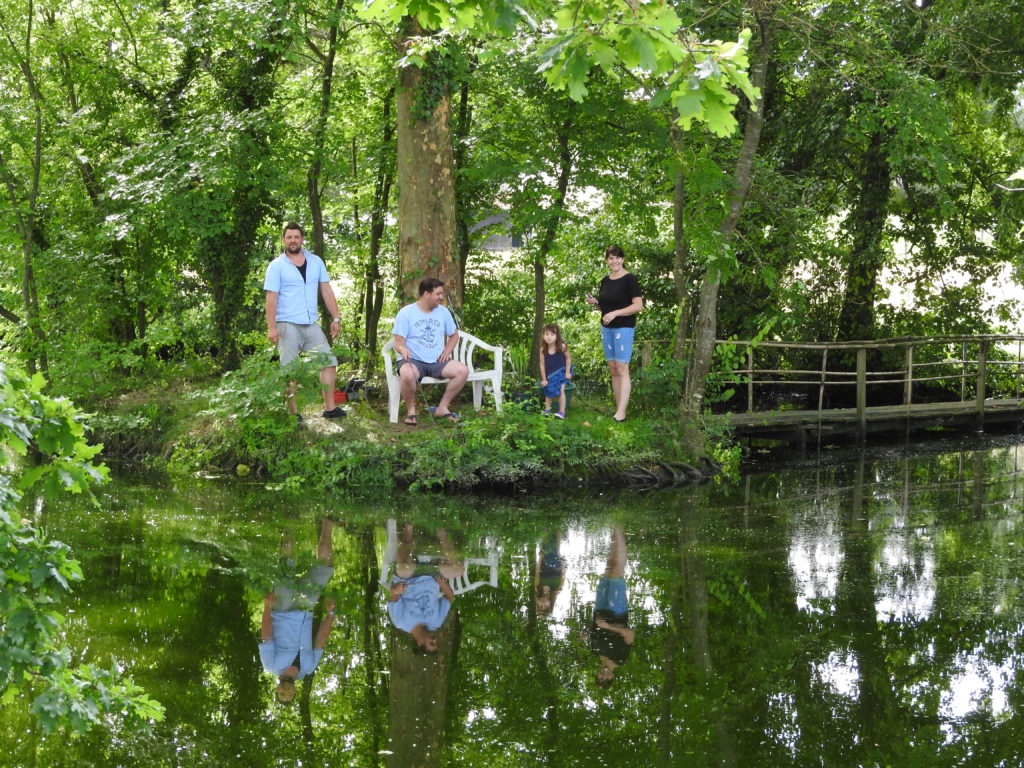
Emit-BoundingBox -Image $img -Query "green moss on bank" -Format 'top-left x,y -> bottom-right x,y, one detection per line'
88,355 -> 735,491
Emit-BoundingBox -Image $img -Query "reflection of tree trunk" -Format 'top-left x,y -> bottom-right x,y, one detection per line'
681,500 -> 736,767
657,574 -> 681,763
386,613 -> 458,768
528,107 -> 574,378
681,7 -> 772,455
837,454 -> 892,763
395,22 -> 460,310
526,545 -> 561,762
360,528 -> 384,766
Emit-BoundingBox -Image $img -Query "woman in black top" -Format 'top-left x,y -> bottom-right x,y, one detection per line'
586,245 -> 643,422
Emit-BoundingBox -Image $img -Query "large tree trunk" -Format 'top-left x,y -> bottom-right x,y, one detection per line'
528,108 -> 574,377
681,6 -> 773,456
836,129 -> 892,341
395,23 -> 460,311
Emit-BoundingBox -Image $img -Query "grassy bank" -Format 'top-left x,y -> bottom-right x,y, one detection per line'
87,355 -> 736,492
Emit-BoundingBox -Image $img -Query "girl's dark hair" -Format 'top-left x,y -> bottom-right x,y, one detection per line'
604,244 -> 625,260
542,323 -> 566,354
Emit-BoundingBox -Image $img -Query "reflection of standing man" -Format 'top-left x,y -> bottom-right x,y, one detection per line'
264,222 -> 346,422
584,525 -> 634,687
260,520 -> 336,703
391,278 -> 468,425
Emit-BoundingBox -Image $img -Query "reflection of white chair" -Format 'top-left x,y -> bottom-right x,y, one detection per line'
381,331 -> 504,423
380,519 -> 499,596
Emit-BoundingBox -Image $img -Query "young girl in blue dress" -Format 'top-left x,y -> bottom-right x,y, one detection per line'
539,323 -> 572,418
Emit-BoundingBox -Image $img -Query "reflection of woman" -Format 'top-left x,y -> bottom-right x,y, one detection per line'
583,525 -> 633,687
586,245 -> 643,422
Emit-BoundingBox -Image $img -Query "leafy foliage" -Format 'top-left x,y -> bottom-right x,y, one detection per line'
0,363 -> 164,733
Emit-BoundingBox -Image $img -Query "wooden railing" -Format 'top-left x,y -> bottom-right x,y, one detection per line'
634,335 -> 1024,419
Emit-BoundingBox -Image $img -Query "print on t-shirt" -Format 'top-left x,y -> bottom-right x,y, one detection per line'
415,317 -> 441,350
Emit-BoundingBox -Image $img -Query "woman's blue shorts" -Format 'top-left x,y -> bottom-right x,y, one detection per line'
600,326 -> 635,363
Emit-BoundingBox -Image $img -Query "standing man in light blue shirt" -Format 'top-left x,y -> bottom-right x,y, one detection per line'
391,278 -> 468,425
264,222 -> 345,421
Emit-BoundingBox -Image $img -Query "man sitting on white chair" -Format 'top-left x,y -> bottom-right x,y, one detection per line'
391,277 -> 469,426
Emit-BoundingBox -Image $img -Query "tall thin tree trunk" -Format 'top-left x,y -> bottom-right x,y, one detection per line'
528,108 -> 574,377
671,122 -> 693,360
395,23 -> 460,311
681,7 -> 773,455
453,69 -> 474,295
1,0 -> 49,378
364,88 -> 395,373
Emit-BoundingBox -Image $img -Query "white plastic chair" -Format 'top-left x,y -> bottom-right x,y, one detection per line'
381,331 -> 504,423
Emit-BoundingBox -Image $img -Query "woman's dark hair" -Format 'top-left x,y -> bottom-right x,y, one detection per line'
604,244 -> 625,260
283,221 -> 304,237
541,323 -> 566,354
419,277 -> 445,296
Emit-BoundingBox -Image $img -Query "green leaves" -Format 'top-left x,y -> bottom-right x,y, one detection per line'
361,0 -> 755,136
0,362 -> 162,734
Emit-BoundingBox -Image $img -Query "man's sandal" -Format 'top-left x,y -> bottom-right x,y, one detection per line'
403,414 -> 418,426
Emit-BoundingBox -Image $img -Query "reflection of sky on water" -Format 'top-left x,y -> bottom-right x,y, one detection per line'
875,528 -> 935,621
816,652 -> 859,698
785,455 -> 1023,739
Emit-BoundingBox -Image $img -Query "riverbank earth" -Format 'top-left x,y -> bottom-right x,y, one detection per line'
87,372 -> 732,492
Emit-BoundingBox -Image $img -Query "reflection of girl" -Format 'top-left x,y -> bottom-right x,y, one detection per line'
539,324 -> 572,418
533,532 -> 566,616
585,245 -> 643,422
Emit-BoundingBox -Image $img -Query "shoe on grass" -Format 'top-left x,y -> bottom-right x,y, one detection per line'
322,407 -> 346,419
555,412 -> 565,419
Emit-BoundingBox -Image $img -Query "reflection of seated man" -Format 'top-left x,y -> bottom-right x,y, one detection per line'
387,525 -> 462,652
585,525 -> 633,687
259,520 -> 336,703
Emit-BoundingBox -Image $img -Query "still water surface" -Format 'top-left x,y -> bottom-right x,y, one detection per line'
6,438 -> 1024,767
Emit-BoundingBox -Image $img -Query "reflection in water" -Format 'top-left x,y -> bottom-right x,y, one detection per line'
7,440 -> 1024,766
260,519 -> 336,703
581,525 -> 634,687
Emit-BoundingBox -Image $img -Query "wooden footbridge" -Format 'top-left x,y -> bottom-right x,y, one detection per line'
645,335 -> 1024,444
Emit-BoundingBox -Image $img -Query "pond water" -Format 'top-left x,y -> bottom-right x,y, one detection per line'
6,437 -> 1024,767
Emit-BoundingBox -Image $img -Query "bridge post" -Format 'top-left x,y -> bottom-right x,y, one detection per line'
904,344 -> 913,406
976,340 -> 988,431
856,348 -> 867,438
